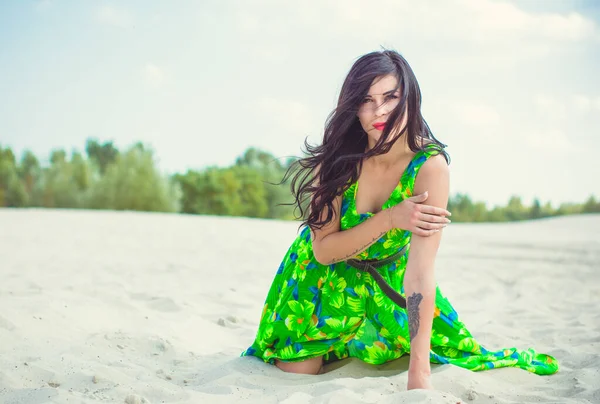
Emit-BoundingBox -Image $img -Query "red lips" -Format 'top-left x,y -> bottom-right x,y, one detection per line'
373,122 -> 386,131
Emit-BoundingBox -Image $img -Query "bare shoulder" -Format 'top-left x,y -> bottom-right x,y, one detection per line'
417,154 -> 449,180
414,154 -> 449,201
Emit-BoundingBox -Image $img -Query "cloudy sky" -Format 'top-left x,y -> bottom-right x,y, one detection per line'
1,0 -> 599,207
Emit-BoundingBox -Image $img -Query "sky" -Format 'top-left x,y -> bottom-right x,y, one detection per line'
0,0 -> 599,207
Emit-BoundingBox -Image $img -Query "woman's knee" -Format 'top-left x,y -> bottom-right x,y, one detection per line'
275,356 -> 323,375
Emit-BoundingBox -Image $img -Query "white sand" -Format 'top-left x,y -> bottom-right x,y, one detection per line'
0,209 -> 598,404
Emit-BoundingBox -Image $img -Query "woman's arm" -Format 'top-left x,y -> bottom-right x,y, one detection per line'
403,154 -> 450,390
311,193 -> 449,265
311,194 -> 392,265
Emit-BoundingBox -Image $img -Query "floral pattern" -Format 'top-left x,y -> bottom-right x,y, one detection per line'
242,144 -> 559,375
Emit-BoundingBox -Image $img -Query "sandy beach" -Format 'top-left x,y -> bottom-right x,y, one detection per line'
0,209 -> 598,404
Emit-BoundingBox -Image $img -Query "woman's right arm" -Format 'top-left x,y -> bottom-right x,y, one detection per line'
311,192 -> 450,265
311,196 -> 391,265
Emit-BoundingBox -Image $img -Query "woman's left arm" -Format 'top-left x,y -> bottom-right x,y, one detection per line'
404,154 -> 450,390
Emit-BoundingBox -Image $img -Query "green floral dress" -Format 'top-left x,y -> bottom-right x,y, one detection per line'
242,145 -> 559,375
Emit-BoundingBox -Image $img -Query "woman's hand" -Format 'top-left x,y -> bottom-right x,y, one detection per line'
388,191 -> 451,236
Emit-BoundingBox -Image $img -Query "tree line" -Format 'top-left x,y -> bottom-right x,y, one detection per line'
1,139 -> 598,222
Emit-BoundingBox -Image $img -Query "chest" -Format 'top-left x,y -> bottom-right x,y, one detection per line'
354,168 -> 403,215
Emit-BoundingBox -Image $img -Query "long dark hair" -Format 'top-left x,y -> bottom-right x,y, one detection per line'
284,49 -> 449,232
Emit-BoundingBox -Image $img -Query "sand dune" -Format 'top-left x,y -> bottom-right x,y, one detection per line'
0,209 -> 598,403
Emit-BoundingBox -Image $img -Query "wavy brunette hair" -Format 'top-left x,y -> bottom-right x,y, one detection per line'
284,49 -> 449,232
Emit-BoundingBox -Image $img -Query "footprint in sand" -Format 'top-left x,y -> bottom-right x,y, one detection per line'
217,315 -> 241,328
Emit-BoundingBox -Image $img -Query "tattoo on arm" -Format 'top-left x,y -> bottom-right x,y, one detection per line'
408,292 -> 423,340
324,230 -> 387,265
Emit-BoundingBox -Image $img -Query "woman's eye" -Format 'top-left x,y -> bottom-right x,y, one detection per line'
387,95 -> 399,100
362,98 -> 372,104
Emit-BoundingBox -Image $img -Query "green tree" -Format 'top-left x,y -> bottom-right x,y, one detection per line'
542,201 -> 555,217
505,195 -> 526,221
0,145 -> 27,207
447,193 -> 475,222
41,148 -> 87,208
174,165 -> 271,217
174,170 -> 205,214
486,206 -> 507,222
555,202 -> 583,216
232,165 -> 269,217
175,168 -> 242,216
583,195 -> 600,213
235,147 -> 294,219
529,198 -> 542,219
71,152 -> 92,192
85,138 -> 119,174
88,144 -> 179,212
18,150 -> 41,206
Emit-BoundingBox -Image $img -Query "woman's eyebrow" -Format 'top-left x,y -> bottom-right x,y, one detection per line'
365,88 -> 400,97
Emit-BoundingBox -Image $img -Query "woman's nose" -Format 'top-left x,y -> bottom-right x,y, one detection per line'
374,100 -> 389,116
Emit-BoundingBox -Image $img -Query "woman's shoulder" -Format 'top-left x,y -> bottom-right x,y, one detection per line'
420,152 -> 449,173
413,150 -> 450,195
410,141 -> 449,182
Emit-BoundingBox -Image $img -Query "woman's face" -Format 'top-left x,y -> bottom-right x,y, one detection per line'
357,74 -> 406,143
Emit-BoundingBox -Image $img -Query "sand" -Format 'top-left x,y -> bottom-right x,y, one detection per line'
0,209 -> 598,403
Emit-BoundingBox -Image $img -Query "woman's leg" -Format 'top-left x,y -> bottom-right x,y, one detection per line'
275,356 -> 323,375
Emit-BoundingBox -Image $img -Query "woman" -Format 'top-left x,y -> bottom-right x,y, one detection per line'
242,50 -> 558,390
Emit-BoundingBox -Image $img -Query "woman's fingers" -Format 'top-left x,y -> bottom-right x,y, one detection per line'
418,204 -> 451,217
415,220 -> 447,230
412,227 -> 440,237
419,213 -> 451,224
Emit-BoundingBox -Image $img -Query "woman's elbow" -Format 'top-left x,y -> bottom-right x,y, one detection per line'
312,246 -> 326,265
311,239 -> 332,266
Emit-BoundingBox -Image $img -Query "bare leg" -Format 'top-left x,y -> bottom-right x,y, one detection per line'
275,356 -> 323,375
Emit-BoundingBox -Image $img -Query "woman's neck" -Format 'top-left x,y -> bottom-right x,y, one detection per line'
365,134 -> 412,169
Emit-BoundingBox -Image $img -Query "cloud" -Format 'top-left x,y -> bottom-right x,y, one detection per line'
236,12 -> 260,35
534,95 -> 568,120
423,99 -> 502,141
526,128 -> 575,152
143,64 -> 165,87
251,0 -> 598,43
323,0 -> 599,43
254,98 -> 315,133
95,5 -> 133,28
459,0 -> 597,42
529,94 -> 597,152
451,101 -> 501,128
251,98 -> 321,152
572,95 -> 593,113
534,94 -> 600,118
572,95 -> 600,113
233,0 -> 599,66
